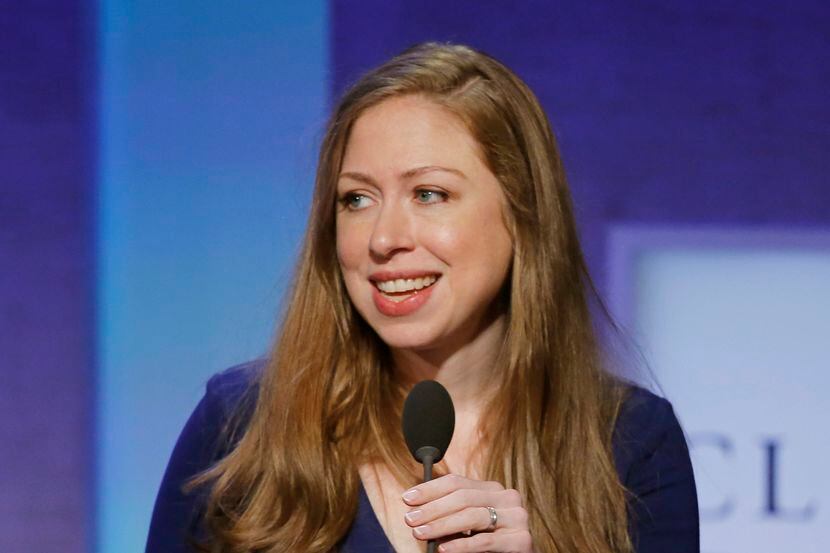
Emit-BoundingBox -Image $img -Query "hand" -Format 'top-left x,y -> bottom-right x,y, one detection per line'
401,473 -> 535,553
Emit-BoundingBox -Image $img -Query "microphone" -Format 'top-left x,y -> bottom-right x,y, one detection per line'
402,380 -> 456,478
402,380 -> 455,553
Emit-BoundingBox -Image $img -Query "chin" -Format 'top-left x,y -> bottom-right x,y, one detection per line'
372,324 -> 443,351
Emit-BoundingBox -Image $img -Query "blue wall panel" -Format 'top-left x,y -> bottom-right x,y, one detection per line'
98,2 -> 327,550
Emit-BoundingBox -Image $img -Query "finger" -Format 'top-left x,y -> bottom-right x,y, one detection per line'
405,488 -> 520,527
402,473 -> 504,505
411,506 -> 529,541
436,529 -> 534,553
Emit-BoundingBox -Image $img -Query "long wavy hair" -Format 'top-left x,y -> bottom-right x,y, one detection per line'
188,42 -> 633,553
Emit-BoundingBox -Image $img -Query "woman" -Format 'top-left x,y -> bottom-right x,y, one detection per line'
147,43 -> 698,553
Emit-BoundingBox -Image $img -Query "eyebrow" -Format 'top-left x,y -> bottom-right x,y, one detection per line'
338,165 -> 467,185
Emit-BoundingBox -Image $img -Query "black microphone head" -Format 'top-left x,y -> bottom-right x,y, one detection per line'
401,380 -> 455,463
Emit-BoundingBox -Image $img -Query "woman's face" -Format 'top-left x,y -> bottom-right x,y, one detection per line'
336,95 -> 513,354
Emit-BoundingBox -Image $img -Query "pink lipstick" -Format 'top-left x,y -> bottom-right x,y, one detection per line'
371,278 -> 439,316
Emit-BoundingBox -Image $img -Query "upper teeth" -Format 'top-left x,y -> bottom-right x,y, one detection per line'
376,275 -> 438,294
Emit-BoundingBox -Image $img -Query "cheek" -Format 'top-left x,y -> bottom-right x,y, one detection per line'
425,217 -> 511,277
476,199 -> 513,270
336,225 -> 366,309
335,221 -> 363,272
437,201 -> 511,265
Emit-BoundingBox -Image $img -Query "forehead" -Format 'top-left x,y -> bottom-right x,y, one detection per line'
341,95 -> 485,173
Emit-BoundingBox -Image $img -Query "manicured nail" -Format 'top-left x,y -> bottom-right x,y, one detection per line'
405,509 -> 422,524
413,524 -> 430,538
402,488 -> 420,502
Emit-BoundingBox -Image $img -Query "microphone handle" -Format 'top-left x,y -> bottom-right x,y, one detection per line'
423,454 -> 434,482
414,446 -> 442,553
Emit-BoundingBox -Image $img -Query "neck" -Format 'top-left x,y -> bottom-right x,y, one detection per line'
390,312 -> 507,413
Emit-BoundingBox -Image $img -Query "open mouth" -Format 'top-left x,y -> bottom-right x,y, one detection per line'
372,275 -> 440,303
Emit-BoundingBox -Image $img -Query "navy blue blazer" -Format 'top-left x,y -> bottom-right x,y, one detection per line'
146,361 -> 699,552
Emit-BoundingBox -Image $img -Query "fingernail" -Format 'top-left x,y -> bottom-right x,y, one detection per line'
438,544 -> 451,552
405,509 -> 422,524
402,488 -> 420,502
413,524 -> 430,538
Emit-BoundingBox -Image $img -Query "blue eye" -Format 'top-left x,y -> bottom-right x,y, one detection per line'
340,193 -> 371,210
415,189 -> 448,204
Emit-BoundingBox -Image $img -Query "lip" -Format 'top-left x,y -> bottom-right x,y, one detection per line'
369,270 -> 443,283
371,283 -> 437,317
368,270 -> 442,317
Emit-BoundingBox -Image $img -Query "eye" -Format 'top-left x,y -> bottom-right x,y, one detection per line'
415,189 -> 448,204
339,192 -> 372,211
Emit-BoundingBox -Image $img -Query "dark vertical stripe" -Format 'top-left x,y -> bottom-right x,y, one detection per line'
0,2 -> 96,552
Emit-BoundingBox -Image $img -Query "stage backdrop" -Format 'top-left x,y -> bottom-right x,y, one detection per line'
97,1 -> 327,551
2,2 -> 829,552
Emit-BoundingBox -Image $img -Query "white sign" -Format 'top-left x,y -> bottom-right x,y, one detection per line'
609,227 -> 829,553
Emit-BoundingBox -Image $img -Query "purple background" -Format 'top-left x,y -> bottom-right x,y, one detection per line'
331,0 -> 830,290
1,2 -> 96,552
3,1 -> 829,550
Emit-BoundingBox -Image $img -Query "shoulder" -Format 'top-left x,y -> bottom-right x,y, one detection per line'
611,384 -> 700,551
145,359 -> 267,552
612,384 -> 690,486
203,358 -> 265,416
183,358 -> 265,465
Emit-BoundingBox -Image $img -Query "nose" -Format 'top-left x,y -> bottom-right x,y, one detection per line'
369,200 -> 415,259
